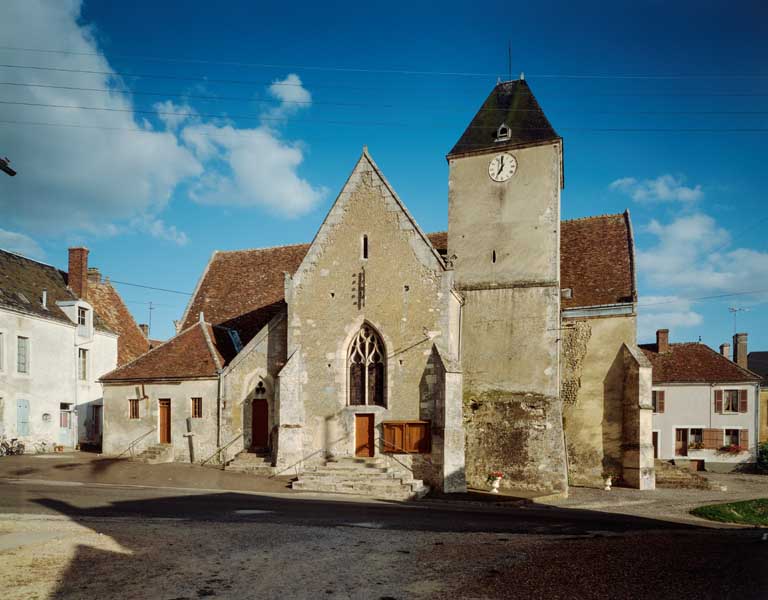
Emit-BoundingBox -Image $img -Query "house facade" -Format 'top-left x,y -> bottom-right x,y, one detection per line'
747,351 -> 768,443
643,330 -> 761,472
101,79 -> 654,494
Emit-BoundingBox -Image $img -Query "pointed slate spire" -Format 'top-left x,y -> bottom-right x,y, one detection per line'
448,79 -> 560,158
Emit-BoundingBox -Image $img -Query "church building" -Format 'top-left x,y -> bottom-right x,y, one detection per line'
101,78 -> 655,496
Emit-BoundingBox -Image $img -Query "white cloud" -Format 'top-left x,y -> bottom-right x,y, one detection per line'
0,3 -> 325,243
0,228 -> 45,259
610,174 -> 703,204
185,124 -> 327,218
636,295 -> 703,343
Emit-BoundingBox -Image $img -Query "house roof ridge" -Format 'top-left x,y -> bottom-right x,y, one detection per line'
215,241 -> 310,255
0,247 -> 60,270
562,213 -> 624,224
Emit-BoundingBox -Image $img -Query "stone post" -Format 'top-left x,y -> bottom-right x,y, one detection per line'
621,343 -> 655,490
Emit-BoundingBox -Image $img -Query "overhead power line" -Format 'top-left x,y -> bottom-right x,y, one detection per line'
638,288 -> 768,308
1,45 -> 767,80
4,63 -> 768,94
2,82 -> 768,116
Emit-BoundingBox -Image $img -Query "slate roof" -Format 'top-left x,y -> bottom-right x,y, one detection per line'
87,277 -> 150,366
747,352 -> 768,385
101,320 -> 236,382
560,212 -> 636,309
448,79 -> 560,158
640,342 -> 761,384
0,249 -> 110,331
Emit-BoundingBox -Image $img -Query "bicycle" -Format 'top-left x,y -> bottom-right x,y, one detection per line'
33,440 -> 52,454
0,436 -> 25,455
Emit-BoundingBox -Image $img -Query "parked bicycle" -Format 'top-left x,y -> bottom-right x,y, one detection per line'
0,436 -> 25,455
33,440 -> 52,454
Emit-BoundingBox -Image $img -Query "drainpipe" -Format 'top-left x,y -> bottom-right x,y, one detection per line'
216,370 -> 223,449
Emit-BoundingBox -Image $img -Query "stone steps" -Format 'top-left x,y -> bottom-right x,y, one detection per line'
225,450 -> 275,476
291,456 -> 429,500
654,459 -> 712,490
133,444 -> 173,464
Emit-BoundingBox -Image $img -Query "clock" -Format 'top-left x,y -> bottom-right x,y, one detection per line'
488,152 -> 517,182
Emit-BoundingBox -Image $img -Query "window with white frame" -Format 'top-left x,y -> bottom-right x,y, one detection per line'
78,348 -> 88,381
723,389 -> 739,413
77,307 -> 88,326
17,336 -> 29,373
724,429 -> 740,447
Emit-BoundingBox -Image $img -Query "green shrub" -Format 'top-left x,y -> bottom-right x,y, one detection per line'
758,441 -> 768,474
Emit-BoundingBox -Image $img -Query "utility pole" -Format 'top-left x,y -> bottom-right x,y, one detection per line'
0,157 -> 16,176
148,301 -> 154,338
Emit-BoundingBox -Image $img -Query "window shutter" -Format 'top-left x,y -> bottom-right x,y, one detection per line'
702,428 -> 721,450
739,429 -> 749,449
738,389 -> 748,413
714,390 -> 723,414
657,391 -> 665,413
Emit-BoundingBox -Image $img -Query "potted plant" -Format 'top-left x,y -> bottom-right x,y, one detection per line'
717,444 -> 744,455
486,471 -> 504,493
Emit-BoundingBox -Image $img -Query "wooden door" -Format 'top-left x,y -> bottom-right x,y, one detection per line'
355,414 -> 375,457
675,428 -> 688,456
652,431 -> 659,459
159,399 -> 171,444
251,400 -> 269,449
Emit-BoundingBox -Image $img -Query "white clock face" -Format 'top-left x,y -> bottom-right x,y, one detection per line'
488,153 -> 517,182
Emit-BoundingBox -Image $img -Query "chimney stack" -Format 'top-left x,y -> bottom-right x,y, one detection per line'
719,343 -> 731,360
68,247 -> 89,300
41,289 -> 47,310
139,323 -> 150,338
733,333 -> 748,369
87,267 -> 101,284
656,329 -> 670,353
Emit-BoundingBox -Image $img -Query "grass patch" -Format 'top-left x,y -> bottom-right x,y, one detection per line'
691,498 -> 768,526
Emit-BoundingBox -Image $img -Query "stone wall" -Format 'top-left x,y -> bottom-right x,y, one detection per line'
561,315 -> 636,487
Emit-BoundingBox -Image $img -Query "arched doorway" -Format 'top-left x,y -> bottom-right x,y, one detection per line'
251,381 -> 269,450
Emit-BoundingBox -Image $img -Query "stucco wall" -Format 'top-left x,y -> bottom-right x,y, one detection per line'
561,314 -> 636,487
651,382 -> 759,468
283,158 -> 457,488
102,379 -> 219,462
0,306 -> 117,448
760,387 -> 767,443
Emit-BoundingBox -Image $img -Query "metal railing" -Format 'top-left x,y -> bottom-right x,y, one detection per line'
200,433 -> 243,467
116,427 -> 156,458
271,435 -> 349,478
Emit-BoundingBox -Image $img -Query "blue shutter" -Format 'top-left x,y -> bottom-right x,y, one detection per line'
17,399 -> 29,436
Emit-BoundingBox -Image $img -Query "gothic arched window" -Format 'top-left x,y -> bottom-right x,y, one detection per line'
348,325 -> 386,407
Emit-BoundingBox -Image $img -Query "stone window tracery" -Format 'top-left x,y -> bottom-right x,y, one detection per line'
348,325 -> 386,407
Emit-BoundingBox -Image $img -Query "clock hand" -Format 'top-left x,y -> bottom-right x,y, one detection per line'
498,156 -> 504,173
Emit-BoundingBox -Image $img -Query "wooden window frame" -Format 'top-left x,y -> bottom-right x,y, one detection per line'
128,398 -> 140,420
382,420 -> 431,454
16,336 -> 29,374
191,397 -> 203,419
723,389 -> 740,414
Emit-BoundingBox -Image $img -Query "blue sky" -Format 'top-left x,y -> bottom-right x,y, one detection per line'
1,0 -> 766,350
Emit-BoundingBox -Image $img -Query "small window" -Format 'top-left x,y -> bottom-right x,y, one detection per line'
78,307 -> 88,326
78,348 -> 88,381
496,122 -> 511,142
17,336 -> 29,373
492,250 -> 496,263
129,399 -> 140,419
690,428 -> 703,447
362,234 -> 368,260
724,428 -> 740,447
652,390 -> 665,413
723,390 -> 739,413
191,397 -> 203,419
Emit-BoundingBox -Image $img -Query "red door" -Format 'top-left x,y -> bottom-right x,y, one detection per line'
355,414 -> 375,457
251,400 -> 269,449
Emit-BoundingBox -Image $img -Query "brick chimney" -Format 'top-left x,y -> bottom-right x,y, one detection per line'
733,332 -> 748,369
656,329 -> 670,353
68,247 -> 89,300
719,343 -> 731,360
139,323 -> 150,338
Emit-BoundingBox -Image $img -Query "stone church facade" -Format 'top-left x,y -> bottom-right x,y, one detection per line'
101,79 -> 655,495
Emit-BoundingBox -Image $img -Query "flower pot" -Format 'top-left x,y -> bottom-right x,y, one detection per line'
490,477 -> 501,494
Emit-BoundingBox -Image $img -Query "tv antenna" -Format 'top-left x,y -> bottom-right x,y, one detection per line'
728,306 -> 749,333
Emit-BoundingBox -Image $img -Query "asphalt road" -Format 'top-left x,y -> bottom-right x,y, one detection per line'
2,479 -> 767,599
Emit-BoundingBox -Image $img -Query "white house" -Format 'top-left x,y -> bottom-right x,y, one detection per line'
0,247 -> 143,449
642,329 -> 761,472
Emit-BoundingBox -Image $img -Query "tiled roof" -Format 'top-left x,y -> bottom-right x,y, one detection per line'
180,243 -> 309,345
748,352 -> 768,384
101,320 -> 234,382
87,279 -> 150,366
560,212 -> 636,309
180,215 -> 635,353
0,249 -> 110,331
448,80 -> 560,158
640,342 -> 761,384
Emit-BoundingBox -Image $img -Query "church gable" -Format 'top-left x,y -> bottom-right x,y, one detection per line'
292,149 -> 445,289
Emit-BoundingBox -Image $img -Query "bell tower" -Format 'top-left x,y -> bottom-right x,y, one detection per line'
447,77 -> 567,494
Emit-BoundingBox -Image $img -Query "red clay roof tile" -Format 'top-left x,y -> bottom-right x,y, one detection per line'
640,342 -> 760,384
